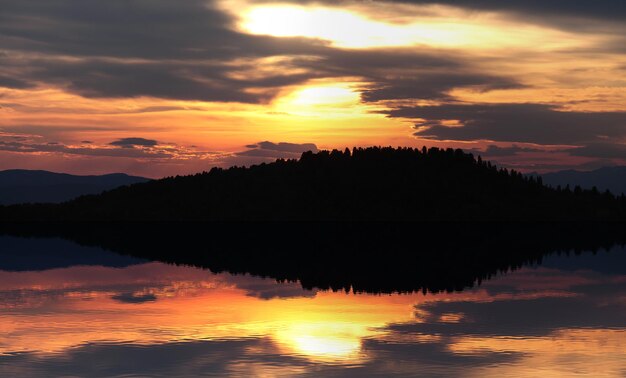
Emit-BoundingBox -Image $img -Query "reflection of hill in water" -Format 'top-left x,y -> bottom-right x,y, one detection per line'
2,222 -> 625,294
0,235 -> 146,271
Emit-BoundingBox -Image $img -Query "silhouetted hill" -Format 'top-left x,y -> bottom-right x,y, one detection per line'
0,170 -> 150,205
1,147 -> 626,221
536,166 -> 626,195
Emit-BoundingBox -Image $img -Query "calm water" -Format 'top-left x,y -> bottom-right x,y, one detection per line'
0,235 -> 624,377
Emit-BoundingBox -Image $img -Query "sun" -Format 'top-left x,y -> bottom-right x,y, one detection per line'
288,85 -> 359,106
271,82 -> 364,118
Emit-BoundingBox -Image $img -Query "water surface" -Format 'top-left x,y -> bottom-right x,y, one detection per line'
0,235 -> 624,377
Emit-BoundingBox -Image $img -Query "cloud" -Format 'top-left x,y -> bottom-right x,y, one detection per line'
360,73 -> 521,102
251,141 -> 319,154
0,0 -> 334,102
289,48 -> 523,102
0,133 -> 319,175
384,103 -> 626,145
111,292 -> 158,304
110,138 -> 158,148
0,0 -> 324,60
235,141 -> 318,160
269,0 -> 626,24
568,142 -> 626,159
0,74 -> 32,89
0,140 -> 169,159
386,1 -> 626,23
0,134 -> 205,160
0,0 -> 524,104
479,145 -> 550,157
0,0 -> 623,172
0,338 -> 305,377
214,141 -> 321,168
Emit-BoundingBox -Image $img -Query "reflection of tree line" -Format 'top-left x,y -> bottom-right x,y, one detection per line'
2,222 -> 624,294
2,147 -> 626,221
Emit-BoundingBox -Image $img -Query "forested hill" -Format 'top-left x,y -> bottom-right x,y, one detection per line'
1,147 -> 625,221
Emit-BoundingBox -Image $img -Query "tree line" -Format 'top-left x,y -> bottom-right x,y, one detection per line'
2,146 -> 626,221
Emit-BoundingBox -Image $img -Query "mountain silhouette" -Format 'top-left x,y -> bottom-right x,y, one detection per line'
536,166 -> 626,196
0,170 -> 150,205
1,147 -> 625,221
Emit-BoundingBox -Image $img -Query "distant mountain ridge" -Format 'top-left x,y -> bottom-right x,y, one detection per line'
2,147 -> 625,221
536,167 -> 626,195
0,170 -> 150,205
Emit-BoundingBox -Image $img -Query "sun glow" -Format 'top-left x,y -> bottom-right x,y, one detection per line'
273,82 -> 365,118
238,4 -> 583,49
288,85 -> 358,106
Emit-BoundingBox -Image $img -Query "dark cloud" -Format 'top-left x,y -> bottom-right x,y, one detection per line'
361,73 -> 521,102
111,292 -> 158,304
290,48 -> 523,102
386,103 -> 626,145
0,339 -> 292,377
1,0 -> 622,168
479,145 -> 548,157
390,295 -> 626,339
237,141 -> 318,158
0,0 -> 327,60
507,159 -> 619,173
568,142 -> 626,159
385,1 -> 626,22
0,55 -> 304,103
268,0 -> 626,24
254,141 -> 319,154
22,59 -> 313,103
218,141 -> 320,168
0,0 -> 332,101
110,138 -> 158,148
0,134 -> 320,168
0,0 -> 522,103
133,106 -> 201,114
0,139 -> 169,158
0,74 -> 33,89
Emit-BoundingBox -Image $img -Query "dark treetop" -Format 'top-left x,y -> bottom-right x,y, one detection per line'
1,146 -> 626,221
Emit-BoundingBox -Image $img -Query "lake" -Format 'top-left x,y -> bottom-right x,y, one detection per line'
0,230 -> 624,377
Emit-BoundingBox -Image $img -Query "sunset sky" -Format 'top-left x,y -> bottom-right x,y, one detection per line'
1,0 -> 626,177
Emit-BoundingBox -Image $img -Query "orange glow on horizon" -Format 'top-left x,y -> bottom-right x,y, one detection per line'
1,1 -> 625,176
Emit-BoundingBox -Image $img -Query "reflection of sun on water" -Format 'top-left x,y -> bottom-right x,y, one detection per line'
273,322 -> 370,363
3,262 -> 624,375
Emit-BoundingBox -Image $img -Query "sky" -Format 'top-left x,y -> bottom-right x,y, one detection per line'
1,0 -> 626,177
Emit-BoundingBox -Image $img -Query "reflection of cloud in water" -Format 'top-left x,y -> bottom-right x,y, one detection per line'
0,247 -> 624,376
111,292 -> 158,304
